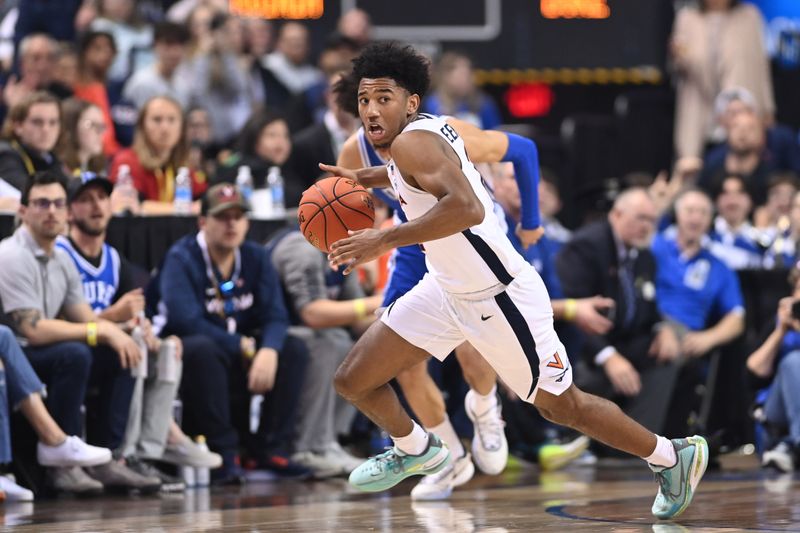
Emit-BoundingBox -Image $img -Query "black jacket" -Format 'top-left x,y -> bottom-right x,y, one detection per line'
0,141 -> 63,192
555,220 -> 661,362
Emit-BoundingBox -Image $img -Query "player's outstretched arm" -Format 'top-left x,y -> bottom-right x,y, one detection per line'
318,162 -> 390,189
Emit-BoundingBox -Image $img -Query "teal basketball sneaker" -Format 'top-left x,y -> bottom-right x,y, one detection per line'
650,435 -> 709,520
349,433 -> 451,492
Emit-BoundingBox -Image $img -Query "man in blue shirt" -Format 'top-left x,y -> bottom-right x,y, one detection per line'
158,184 -> 310,483
652,189 -> 745,355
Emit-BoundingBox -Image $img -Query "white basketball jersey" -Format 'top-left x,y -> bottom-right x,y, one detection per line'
387,114 -> 529,295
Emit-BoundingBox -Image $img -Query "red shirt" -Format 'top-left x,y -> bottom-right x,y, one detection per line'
109,148 -> 207,202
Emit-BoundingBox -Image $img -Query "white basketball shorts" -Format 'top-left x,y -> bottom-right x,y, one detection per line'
380,266 -> 572,402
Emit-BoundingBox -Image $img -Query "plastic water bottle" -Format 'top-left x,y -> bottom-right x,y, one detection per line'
181,463 -> 196,488
174,166 -> 193,215
195,436 -> 210,487
130,313 -> 148,379
249,394 -> 263,434
114,164 -> 137,209
235,165 -> 253,204
266,166 -> 285,217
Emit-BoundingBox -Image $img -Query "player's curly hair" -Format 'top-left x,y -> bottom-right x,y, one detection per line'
351,42 -> 431,99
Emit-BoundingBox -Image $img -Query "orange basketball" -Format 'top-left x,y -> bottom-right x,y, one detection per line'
298,176 -> 376,253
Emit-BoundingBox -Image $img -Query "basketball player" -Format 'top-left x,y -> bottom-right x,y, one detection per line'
321,43 -> 708,520
335,75 -> 608,500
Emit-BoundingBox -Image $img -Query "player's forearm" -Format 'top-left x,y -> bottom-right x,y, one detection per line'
355,166 -> 391,188
502,133 -> 541,229
381,192 -> 484,249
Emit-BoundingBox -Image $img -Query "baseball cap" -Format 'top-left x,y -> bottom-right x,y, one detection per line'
67,172 -> 114,203
201,183 -> 250,216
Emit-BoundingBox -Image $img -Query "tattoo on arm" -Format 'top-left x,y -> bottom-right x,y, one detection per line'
11,308 -> 42,332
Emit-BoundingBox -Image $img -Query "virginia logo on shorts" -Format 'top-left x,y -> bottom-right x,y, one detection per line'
547,352 -> 565,370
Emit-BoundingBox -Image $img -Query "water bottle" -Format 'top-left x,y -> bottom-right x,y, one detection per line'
130,312 -> 148,379
181,462 -> 196,488
249,394 -> 263,434
266,166 -> 285,217
195,435 -> 210,487
157,337 -> 178,383
174,166 -> 193,215
235,165 -> 253,204
114,164 -> 137,211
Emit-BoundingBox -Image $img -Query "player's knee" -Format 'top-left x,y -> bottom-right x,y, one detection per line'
536,385 -> 586,429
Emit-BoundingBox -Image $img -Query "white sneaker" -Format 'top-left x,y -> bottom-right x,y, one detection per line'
763,442 -> 795,473
411,453 -> 475,501
37,436 -> 112,467
465,390 -> 508,475
0,474 -> 33,501
290,450 -> 342,479
323,442 -> 363,475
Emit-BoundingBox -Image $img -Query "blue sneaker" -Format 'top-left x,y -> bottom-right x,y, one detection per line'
349,433 -> 450,492
650,435 -> 709,520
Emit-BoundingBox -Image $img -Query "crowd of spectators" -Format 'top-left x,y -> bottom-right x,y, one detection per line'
0,0 -> 800,506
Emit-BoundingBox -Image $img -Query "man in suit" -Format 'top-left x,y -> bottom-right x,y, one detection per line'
288,73 -> 357,186
556,187 -> 682,435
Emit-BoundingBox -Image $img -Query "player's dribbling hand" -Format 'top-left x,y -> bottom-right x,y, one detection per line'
319,163 -> 358,182
329,228 -> 390,275
516,224 -> 544,248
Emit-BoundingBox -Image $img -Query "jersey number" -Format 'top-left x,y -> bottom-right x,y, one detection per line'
440,124 -> 459,143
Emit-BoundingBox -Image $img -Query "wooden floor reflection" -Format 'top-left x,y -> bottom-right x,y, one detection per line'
3,454 -> 799,532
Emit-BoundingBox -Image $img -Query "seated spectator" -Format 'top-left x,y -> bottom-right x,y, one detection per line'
747,266 -> 800,472
652,189 -> 745,357
754,172 -> 798,232
56,98 -> 107,177
156,184 -> 310,483
215,110 -> 299,204
337,8 -> 372,48
185,13 -> 253,145
0,91 -> 62,207
699,109 -> 799,205
0,170 -> 159,495
539,168 -> 571,250
109,96 -> 207,214
2,34 -> 73,110
53,43 -> 79,90
708,174 -> 764,270
73,31 -> 121,156
185,106 -> 217,183
556,188 -> 683,436
0,325 -> 111,500
269,230 -> 379,477
765,189 -> 800,269
57,174 -> 221,491
288,73 -> 357,191
422,51 -> 501,130
260,22 -> 323,107
90,0 -> 153,86
709,87 -> 800,170
122,21 -> 192,110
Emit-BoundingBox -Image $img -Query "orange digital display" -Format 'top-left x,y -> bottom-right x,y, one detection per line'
229,0 -> 324,19
540,0 -> 610,19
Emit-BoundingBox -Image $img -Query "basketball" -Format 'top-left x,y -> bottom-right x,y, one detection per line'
298,176 -> 376,253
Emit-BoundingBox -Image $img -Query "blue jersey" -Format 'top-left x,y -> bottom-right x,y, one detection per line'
707,217 -> 765,270
651,230 -> 744,331
56,236 -> 120,313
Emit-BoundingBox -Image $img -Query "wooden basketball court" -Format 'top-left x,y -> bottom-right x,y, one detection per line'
1,454 -> 793,532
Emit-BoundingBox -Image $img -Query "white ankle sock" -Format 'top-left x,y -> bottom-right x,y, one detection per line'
392,421 -> 429,456
427,415 -> 465,458
643,435 -> 677,468
469,385 -> 498,414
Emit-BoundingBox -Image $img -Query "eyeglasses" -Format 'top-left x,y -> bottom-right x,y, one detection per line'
29,198 -> 67,211
81,119 -> 107,133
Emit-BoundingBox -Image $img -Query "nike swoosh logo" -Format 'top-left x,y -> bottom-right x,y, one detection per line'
481,314 -> 493,321
668,451 -> 689,499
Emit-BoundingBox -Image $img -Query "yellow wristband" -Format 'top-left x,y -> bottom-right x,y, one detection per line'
86,322 -> 98,347
563,299 -> 578,322
353,298 -> 368,320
